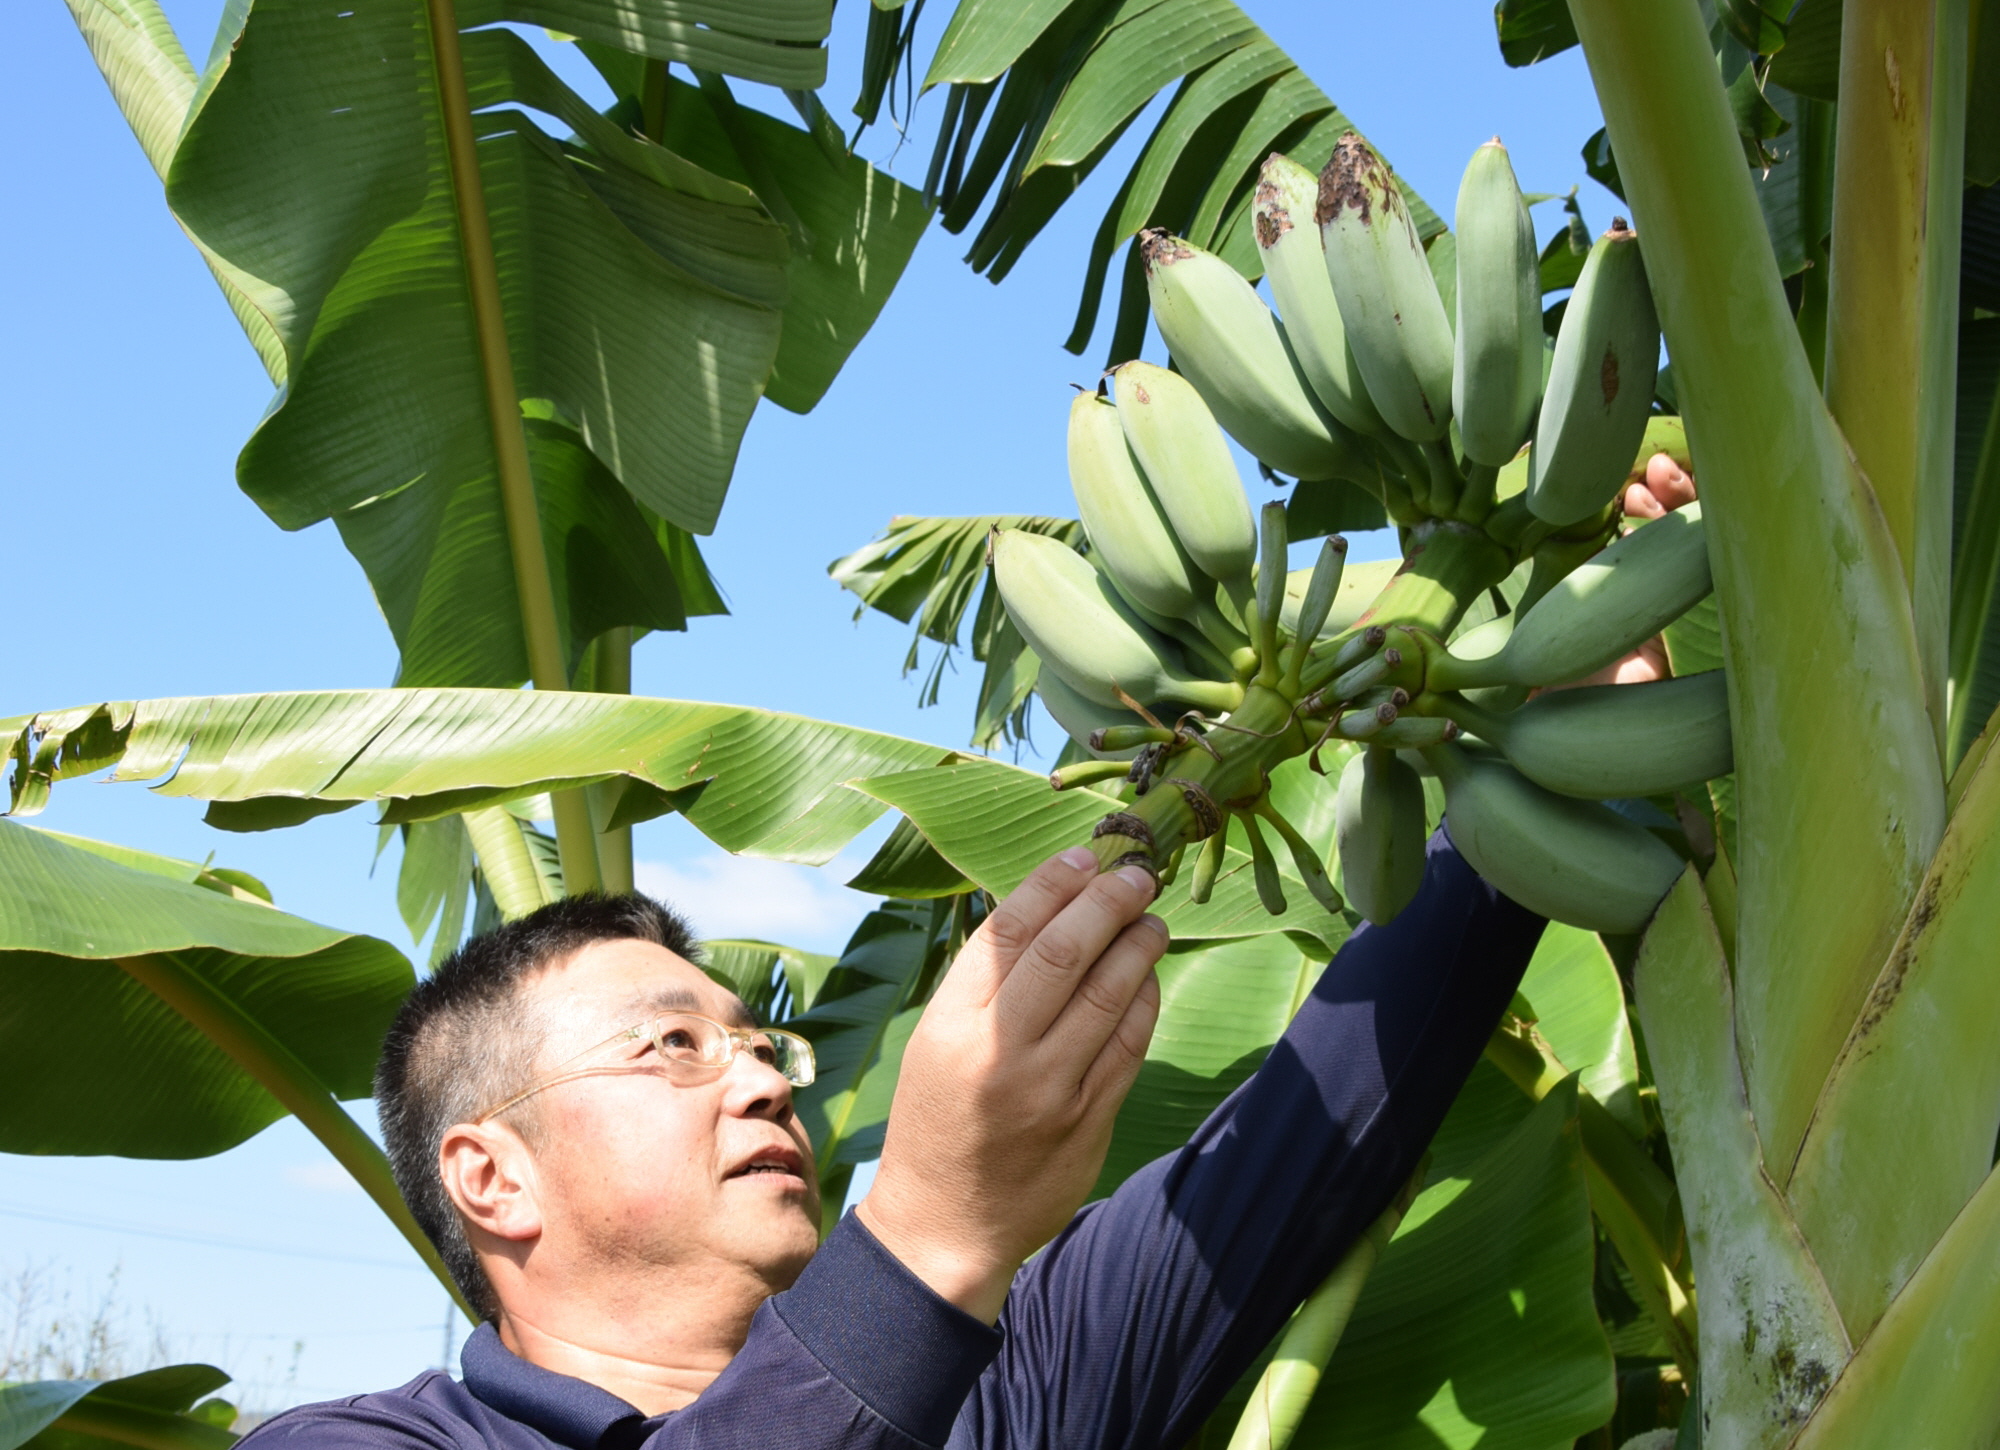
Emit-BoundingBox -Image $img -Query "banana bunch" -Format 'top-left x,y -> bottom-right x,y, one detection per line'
988,134 -> 1724,938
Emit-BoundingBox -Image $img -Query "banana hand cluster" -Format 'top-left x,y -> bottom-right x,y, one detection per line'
987,135 -> 1722,937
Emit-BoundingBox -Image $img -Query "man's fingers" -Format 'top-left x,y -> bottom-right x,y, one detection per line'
1643,452 -> 1698,510
994,865 -> 1159,1041
944,847 -> 1100,1005
1079,968 -> 1162,1109
1045,913 -> 1170,1067
1622,481 -> 1666,519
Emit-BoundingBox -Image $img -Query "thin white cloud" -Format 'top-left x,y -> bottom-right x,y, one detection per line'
634,847 -> 878,956
283,1163 -> 363,1195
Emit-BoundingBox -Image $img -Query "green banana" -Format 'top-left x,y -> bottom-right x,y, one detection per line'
1242,814 -> 1288,914
1068,391 -> 1209,623
1526,221 -> 1662,526
1442,669 -> 1733,798
1137,231 -> 1371,482
1336,746 -> 1429,924
1422,743 -> 1683,933
1111,361 -> 1259,592
1254,502 -> 1288,683
1426,505 -> 1711,691
1452,139 -> 1543,468
1254,153 -> 1386,437
994,529 -> 1241,714
1316,132 -> 1456,443
1034,668 -> 1147,761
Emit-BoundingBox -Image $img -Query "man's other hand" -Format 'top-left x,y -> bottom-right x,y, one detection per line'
857,848 -> 1167,1323
1553,452 -> 1700,690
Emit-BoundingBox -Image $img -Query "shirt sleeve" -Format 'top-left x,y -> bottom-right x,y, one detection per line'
654,1213 -> 1005,1450
948,826 -> 1546,1450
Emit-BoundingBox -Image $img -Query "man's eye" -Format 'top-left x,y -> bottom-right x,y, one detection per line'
752,1042 -> 777,1065
661,1029 -> 698,1052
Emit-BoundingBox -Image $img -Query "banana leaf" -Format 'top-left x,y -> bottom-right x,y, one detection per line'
1089,929 -> 1323,1197
0,818 -> 412,1159
787,898 -> 967,1224
853,0 -> 1440,365
829,513 -> 1083,746
851,757 -> 1352,953
701,937 -> 838,1021
1787,719 -> 2000,1336
4,692 -> 951,866
1294,1079 -> 1614,1449
0,1364 -> 237,1450
1517,924 -> 1644,1141
72,0 -> 918,693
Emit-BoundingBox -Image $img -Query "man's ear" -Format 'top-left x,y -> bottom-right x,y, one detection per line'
440,1120 -> 544,1246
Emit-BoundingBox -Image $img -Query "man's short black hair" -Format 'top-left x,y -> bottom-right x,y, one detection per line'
375,892 -> 702,1318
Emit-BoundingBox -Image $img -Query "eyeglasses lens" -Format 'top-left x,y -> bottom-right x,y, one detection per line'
649,1015 -> 814,1086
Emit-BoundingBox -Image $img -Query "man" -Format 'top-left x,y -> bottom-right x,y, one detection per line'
250,458 -> 1697,1450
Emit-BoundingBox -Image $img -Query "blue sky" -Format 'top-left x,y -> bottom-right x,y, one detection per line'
4,0 -> 1617,1408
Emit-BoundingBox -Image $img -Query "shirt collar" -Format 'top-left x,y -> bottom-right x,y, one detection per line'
460,1322 -> 654,1450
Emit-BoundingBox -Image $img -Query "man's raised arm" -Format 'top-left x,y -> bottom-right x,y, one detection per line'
952,826 -> 1546,1450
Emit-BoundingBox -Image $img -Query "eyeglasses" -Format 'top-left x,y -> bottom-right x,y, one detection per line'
474,1012 -> 816,1122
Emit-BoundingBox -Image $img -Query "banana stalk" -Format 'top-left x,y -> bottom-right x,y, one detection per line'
1569,0 -> 1948,1173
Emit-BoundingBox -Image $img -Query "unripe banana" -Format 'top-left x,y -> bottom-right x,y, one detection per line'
1452,140 -> 1543,467
1034,668 -> 1146,761
1526,221 -> 1662,526
1111,361 -> 1258,590
1426,505 -> 1710,691
1442,669 -> 1732,799
1068,392 -> 1209,625
1317,133 -> 1456,443
1254,153 -> 1386,437
994,530 -> 1241,713
1137,232 -> 1371,481
1336,746 -> 1429,925
1423,743 -> 1683,933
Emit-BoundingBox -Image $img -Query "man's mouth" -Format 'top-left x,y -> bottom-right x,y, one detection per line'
728,1147 -> 804,1181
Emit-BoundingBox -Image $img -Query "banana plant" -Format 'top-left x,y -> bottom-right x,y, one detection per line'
0,1363 -> 239,1450
66,0 -> 929,893
0,817 -> 452,1305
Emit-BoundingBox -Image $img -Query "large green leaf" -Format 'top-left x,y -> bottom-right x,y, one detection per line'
1092,930 -> 1322,1197
1296,1079 -> 1614,1449
786,898 -> 967,1221
74,0 -> 915,692
1,1364 -> 236,1450
829,514 -> 1083,745
701,937 -> 838,1021
162,6 -> 783,686
61,0 -> 289,382
861,0 -> 1440,364
851,757 -> 1351,951
1518,924 -> 1643,1141
5,692 -> 951,866
0,820 -> 413,1157
573,58 -> 933,415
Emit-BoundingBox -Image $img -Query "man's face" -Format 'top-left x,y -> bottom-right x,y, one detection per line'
506,940 -> 822,1296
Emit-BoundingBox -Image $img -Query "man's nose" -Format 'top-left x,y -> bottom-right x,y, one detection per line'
720,1044 -> 795,1116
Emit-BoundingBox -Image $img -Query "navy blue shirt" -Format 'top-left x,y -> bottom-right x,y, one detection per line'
241,831 -> 1542,1450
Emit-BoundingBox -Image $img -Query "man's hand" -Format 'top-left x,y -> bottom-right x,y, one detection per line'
1548,452 -> 1700,690
857,848 -> 1167,1323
